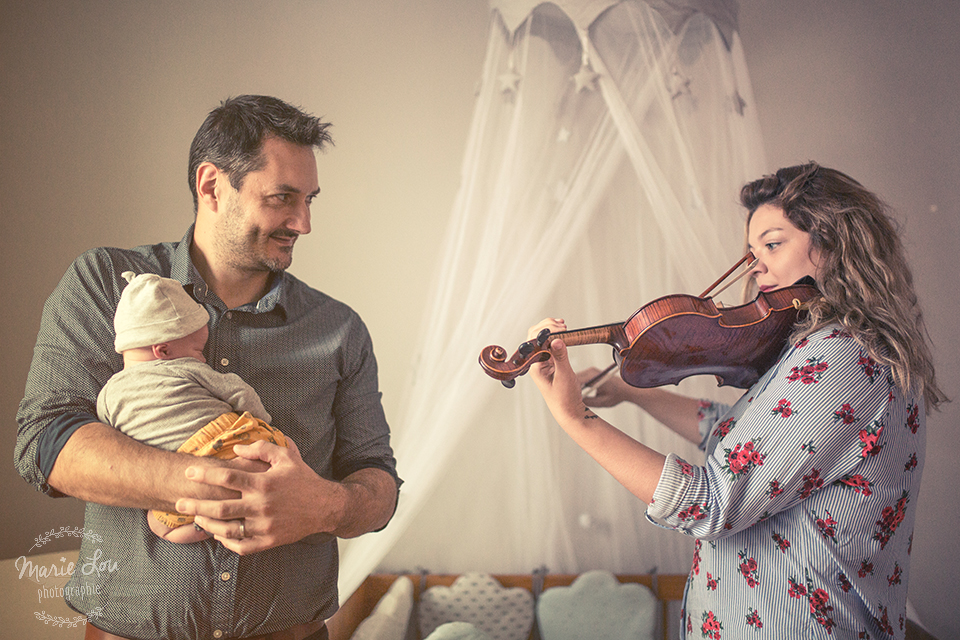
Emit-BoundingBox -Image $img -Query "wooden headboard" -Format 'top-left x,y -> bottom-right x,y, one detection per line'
327,573 -> 688,640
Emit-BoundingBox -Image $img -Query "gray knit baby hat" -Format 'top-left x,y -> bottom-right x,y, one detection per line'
113,271 -> 210,353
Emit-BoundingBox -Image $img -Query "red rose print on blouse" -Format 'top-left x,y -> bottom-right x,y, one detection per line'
858,352 -> 879,383
772,532 -> 790,553
858,420 -> 885,458
809,587 -> 836,634
675,458 -> 695,476
678,501 -> 709,522
697,400 -> 714,421
824,328 -> 852,340
787,576 -> 807,599
837,474 -> 873,496
721,440 -> 766,480
833,403 -> 855,425
906,402 -> 920,434
874,606 -> 894,635
787,357 -> 829,384
887,562 -> 902,586
789,571 -> 837,634
815,510 -> 839,544
904,453 -> 918,472
798,468 -> 825,498
701,611 -> 723,639
746,608 -> 763,629
838,572 -> 853,593
767,479 -> 783,499
738,549 -> 759,588
874,491 -> 909,550
690,540 -> 702,577
712,417 -> 735,439
772,398 -> 793,417
706,572 -> 719,591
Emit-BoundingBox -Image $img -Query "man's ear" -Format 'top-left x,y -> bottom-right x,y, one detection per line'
196,162 -> 223,212
152,343 -> 170,359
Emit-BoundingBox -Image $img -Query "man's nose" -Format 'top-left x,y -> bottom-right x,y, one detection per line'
290,201 -> 312,235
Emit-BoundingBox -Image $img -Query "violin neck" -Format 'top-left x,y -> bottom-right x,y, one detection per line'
552,323 -> 627,350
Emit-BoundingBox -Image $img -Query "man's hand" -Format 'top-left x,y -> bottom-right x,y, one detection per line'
175,439 -> 396,554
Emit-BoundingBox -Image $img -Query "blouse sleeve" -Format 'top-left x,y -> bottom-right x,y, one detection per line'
647,327 -> 894,539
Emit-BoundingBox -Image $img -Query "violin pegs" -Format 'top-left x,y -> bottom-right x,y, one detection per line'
536,328 -> 551,346
518,341 -> 535,357
501,379 -> 516,389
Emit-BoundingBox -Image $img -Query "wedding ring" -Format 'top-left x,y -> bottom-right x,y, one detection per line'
238,520 -> 246,539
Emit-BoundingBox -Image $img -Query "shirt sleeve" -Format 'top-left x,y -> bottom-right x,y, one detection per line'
647,328 -> 893,539
329,316 -> 399,487
16,250 -> 128,494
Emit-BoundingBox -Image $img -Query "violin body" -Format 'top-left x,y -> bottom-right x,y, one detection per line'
479,283 -> 819,389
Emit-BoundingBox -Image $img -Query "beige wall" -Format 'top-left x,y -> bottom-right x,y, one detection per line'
2,1 -> 957,638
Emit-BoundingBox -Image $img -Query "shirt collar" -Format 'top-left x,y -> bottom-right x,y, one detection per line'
172,224 -> 289,317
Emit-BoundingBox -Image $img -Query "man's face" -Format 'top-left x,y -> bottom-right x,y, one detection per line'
214,136 -> 320,273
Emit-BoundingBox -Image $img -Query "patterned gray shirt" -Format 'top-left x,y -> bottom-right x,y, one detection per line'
16,227 -> 398,639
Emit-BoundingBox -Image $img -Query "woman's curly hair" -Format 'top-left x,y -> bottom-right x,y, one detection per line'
740,162 -> 946,410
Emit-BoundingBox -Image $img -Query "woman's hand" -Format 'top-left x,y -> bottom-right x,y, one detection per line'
527,318 -> 588,426
525,320 -> 666,504
578,366 -> 633,408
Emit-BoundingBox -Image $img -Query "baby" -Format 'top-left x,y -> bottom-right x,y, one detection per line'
97,271 -> 286,544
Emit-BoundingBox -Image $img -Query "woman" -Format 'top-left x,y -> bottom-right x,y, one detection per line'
528,163 -> 946,639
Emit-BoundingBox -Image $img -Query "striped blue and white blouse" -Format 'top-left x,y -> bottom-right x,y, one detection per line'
647,325 -> 924,639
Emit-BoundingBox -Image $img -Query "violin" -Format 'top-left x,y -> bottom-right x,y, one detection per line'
479,253 -> 819,390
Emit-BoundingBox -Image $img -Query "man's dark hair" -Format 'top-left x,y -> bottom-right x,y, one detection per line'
188,95 -> 333,211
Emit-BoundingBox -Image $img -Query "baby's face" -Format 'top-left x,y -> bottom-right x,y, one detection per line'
163,325 -> 209,363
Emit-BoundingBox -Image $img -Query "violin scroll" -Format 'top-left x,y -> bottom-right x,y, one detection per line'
479,329 -> 553,387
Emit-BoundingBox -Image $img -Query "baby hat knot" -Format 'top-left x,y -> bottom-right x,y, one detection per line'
113,271 -> 210,353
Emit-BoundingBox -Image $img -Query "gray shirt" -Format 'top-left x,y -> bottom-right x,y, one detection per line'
16,226 -> 398,639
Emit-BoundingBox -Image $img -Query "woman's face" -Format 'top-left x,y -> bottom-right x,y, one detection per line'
747,204 -> 820,292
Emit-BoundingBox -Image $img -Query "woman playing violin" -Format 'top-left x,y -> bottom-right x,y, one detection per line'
528,163 -> 946,639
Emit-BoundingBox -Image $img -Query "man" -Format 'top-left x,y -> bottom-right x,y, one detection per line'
15,95 -> 400,640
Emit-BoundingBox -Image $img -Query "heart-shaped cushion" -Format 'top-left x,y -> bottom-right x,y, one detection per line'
419,573 -> 534,640
424,621 -> 495,640
537,570 -> 656,640
348,575 -> 413,640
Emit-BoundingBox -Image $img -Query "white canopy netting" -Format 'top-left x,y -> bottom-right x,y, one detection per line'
338,0 -> 765,600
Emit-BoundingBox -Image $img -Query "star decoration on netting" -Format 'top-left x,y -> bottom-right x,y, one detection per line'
733,90 -> 747,116
668,68 -> 692,100
498,69 -> 522,96
572,62 -> 600,93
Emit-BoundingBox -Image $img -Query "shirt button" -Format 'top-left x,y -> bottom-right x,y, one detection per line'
225,311 -> 233,320
220,571 -> 231,581
213,631 -> 223,638
221,358 -> 230,367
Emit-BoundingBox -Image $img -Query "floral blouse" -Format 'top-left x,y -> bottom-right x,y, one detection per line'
647,325 -> 924,639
